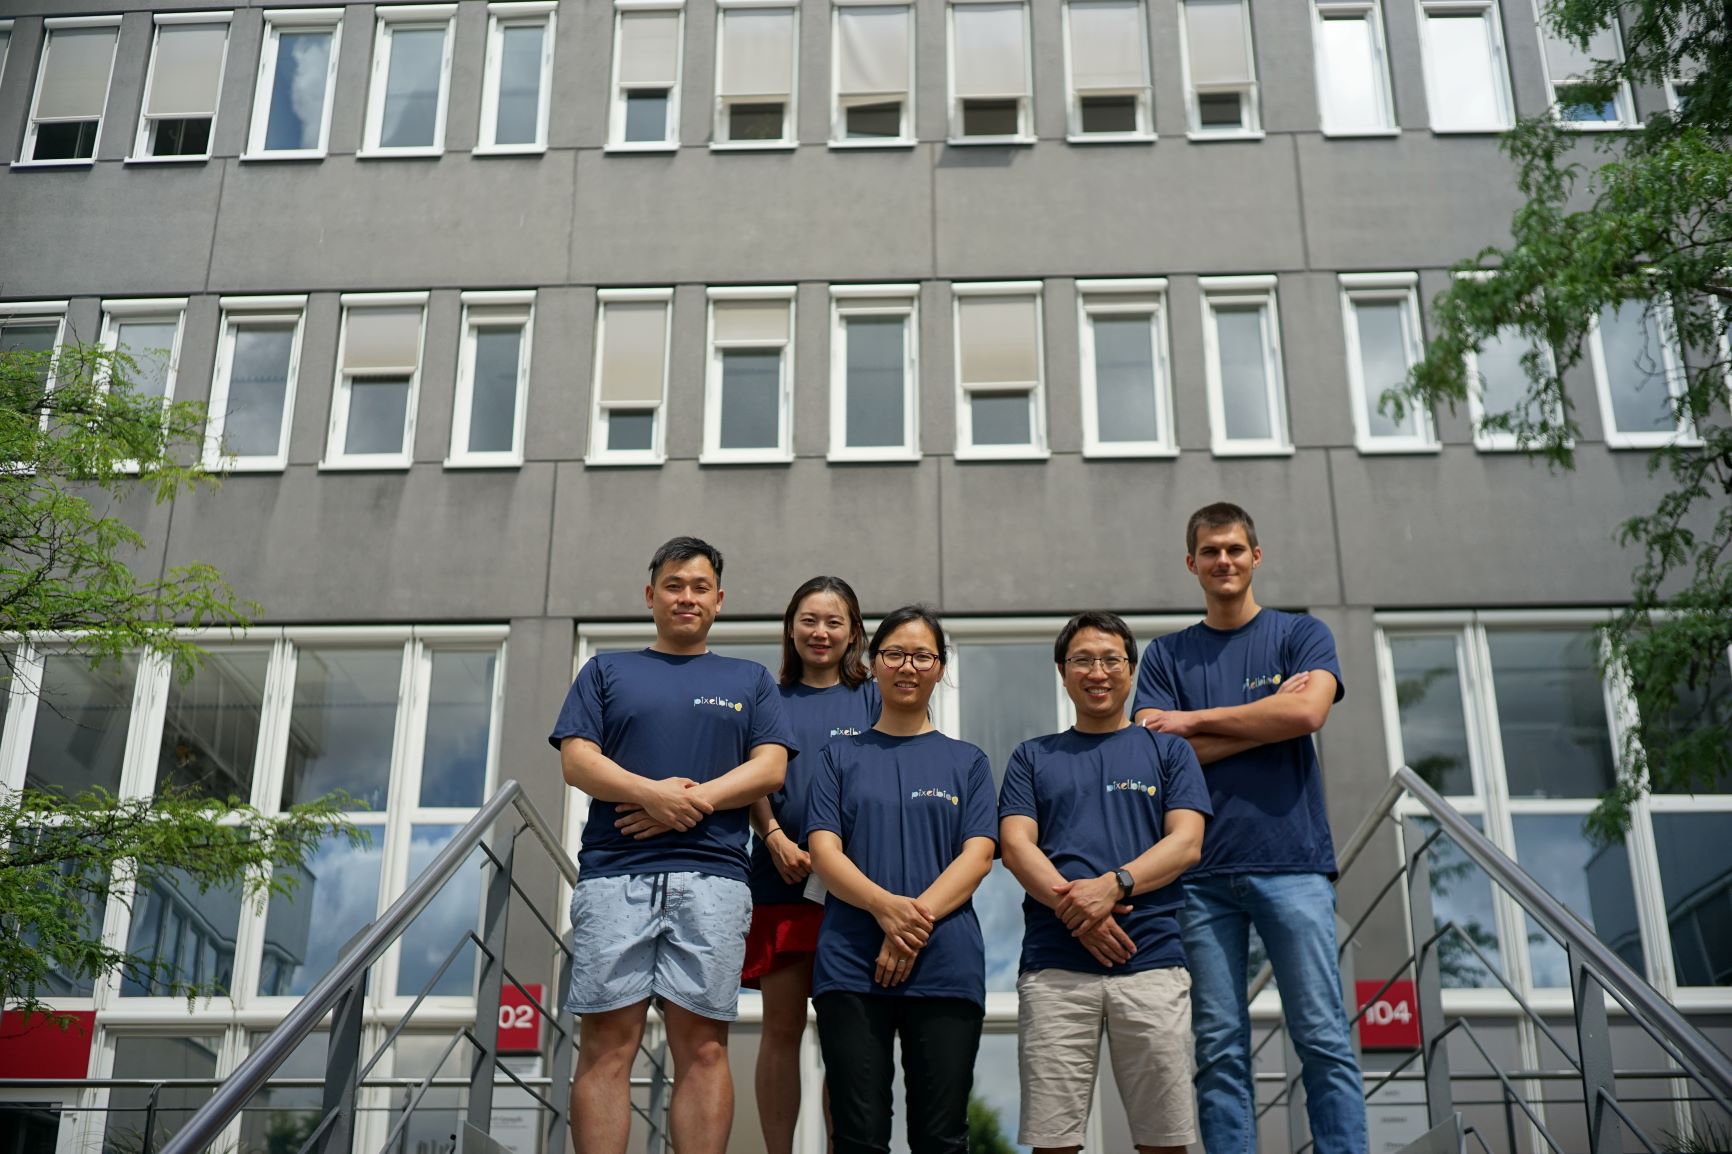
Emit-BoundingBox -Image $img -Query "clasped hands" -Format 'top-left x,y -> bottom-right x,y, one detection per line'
871,893 -> 935,989
613,777 -> 713,840
1053,874 -> 1137,968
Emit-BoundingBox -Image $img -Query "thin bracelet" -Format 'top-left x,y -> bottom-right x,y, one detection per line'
765,825 -> 784,840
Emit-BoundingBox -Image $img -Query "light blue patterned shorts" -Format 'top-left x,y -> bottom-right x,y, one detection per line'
565,872 -> 752,1021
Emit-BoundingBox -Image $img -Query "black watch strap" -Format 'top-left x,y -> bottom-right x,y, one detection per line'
1114,868 -> 1135,898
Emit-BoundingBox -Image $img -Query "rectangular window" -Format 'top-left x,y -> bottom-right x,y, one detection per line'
21,18 -> 120,164
0,23 -> 12,88
1466,325 -> 1551,450
1077,279 -> 1173,457
132,16 -> 230,162
610,6 -> 684,149
1590,300 -> 1690,448
1201,276 -> 1289,455
1,303 -> 68,362
832,3 -> 914,145
704,289 -> 795,463
362,5 -> 456,155
1339,274 -> 1435,452
99,302 -> 188,460
479,2 -> 555,152
830,285 -> 919,460
1065,0 -> 1152,139
954,282 -> 1047,458
205,296 -> 306,470
589,289 -> 673,464
324,293 -> 428,469
949,1 -> 1033,142
246,10 -> 342,158
1312,1 -> 1394,135
449,291 -> 532,467
1417,1 -> 1513,132
1179,0 -> 1259,137
1537,9 -> 1633,128
715,4 -> 797,146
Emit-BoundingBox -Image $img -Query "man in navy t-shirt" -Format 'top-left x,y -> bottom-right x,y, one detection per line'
548,536 -> 797,1154
1133,502 -> 1366,1154
1000,612 -> 1211,1154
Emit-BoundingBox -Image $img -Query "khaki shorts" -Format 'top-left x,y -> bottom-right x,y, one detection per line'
1016,966 -> 1196,1149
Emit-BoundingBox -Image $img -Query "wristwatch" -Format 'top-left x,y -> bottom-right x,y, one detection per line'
1113,868 -> 1135,899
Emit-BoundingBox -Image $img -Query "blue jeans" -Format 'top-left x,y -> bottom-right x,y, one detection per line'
1181,873 -> 1366,1154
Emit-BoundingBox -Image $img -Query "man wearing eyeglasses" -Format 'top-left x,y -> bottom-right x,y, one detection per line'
998,611 -> 1212,1154
1133,502 -> 1364,1154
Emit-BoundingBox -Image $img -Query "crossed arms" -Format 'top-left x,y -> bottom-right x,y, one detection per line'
559,735 -> 788,839
1133,668 -> 1338,765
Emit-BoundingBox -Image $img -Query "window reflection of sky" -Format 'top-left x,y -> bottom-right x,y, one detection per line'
260,829 -> 382,997
398,824 -> 482,997
281,648 -> 403,811
1409,816 -> 1500,988
1652,814 -> 1732,987
419,651 -> 496,807
265,31 -> 331,150
1511,814 -> 1642,986
1388,634 -> 1474,795
1486,630 -> 1614,798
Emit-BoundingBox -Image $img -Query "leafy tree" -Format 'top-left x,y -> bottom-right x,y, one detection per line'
966,1095 -> 1018,1154
1392,0 -> 1732,840
0,343 -> 351,1020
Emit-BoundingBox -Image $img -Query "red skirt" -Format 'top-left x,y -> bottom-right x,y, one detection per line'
741,902 -> 824,987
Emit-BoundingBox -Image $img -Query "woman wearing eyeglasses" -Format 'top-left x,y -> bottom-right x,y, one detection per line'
805,605 -> 998,1154
744,575 -> 880,1154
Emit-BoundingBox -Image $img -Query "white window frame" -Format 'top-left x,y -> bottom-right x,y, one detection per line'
1310,0 -> 1397,136
1452,272 -> 1565,453
828,284 -> 920,462
129,13 -> 233,164
17,15 -> 122,168
98,299 -> 190,474
1339,273 -> 1437,454
244,8 -> 343,160
360,4 -> 456,157
1587,299 -> 1695,449
477,1 -> 557,154
203,295 -> 307,472
0,21 -> 13,89
587,288 -> 674,467
1061,0 -> 1155,142
447,290 -> 533,468
1200,275 -> 1291,457
1414,0 -> 1514,134
829,0 -> 916,148
0,300 -> 71,358
607,0 -> 686,152
322,291 -> 429,471
702,286 -> 796,465
712,0 -> 799,149
1375,610 -> 1732,1019
952,280 -> 1049,461
1176,0 -> 1261,140
1664,75 -> 1693,114
946,0 -> 1036,145
1531,0 -> 1634,130
1076,278 -> 1175,458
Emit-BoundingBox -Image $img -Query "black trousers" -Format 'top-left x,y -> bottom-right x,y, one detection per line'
814,991 -> 984,1154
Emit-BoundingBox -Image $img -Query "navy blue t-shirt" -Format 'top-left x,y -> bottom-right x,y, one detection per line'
998,725 -> 1212,976
1133,609 -> 1344,879
547,649 -> 798,883
749,680 -> 881,905
806,730 -> 998,1007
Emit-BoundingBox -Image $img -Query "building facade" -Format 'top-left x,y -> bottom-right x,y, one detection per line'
0,0 -> 1728,1150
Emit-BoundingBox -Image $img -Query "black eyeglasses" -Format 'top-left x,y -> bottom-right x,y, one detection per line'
877,649 -> 940,671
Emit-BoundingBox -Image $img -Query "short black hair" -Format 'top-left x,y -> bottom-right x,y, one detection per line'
868,604 -> 949,665
1053,612 -> 1139,670
1186,502 -> 1258,555
648,536 -> 724,583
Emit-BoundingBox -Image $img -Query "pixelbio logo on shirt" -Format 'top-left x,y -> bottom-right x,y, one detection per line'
830,726 -> 864,737
1106,779 -> 1158,797
1243,672 -> 1284,692
693,695 -> 745,712
910,787 -> 960,805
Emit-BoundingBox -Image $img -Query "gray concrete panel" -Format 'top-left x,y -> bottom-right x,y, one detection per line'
1042,278 -> 1082,455
95,13 -> 150,163
210,10 -> 261,161
1296,134 -> 1525,272
523,286 -> 593,464
545,458 -> 942,618
569,145 -> 937,284
0,163 -> 225,297
0,18 -> 39,164
933,141 -> 1307,278
205,152 -> 578,291
545,0 -> 611,150
1282,272 -> 1360,450
936,452 -> 1344,613
443,1 -> 486,156
1329,445 -> 1674,606
411,289 -> 463,464
162,463 -> 556,621
327,5 -> 372,157
1252,0 -> 1321,136
919,281 -> 957,456
169,293 -> 220,408
287,293 -> 340,467
1381,0 -> 1432,130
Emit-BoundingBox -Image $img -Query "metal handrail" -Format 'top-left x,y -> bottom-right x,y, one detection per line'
158,779 -> 577,1154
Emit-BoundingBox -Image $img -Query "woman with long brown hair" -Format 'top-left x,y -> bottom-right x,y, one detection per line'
745,575 -> 879,1154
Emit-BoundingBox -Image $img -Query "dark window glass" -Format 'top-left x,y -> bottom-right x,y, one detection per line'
33,120 -> 99,160
494,23 -> 544,145
467,327 -> 522,455
960,98 -> 1019,136
844,316 -> 906,449
1079,94 -> 1138,133
149,117 -> 212,156
970,391 -> 1031,445
344,376 -> 411,456
103,1036 -> 220,1154
1388,634 -> 1475,795
727,102 -> 784,140
1197,91 -> 1243,127
25,654 -> 138,797
1486,629 -> 1615,798
156,650 -> 270,801
718,349 -> 781,450
607,410 -> 656,452
280,648 -> 403,811
623,90 -> 669,142
845,101 -> 901,138
1654,813 -> 1732,986
1512,814 -> 1643,985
